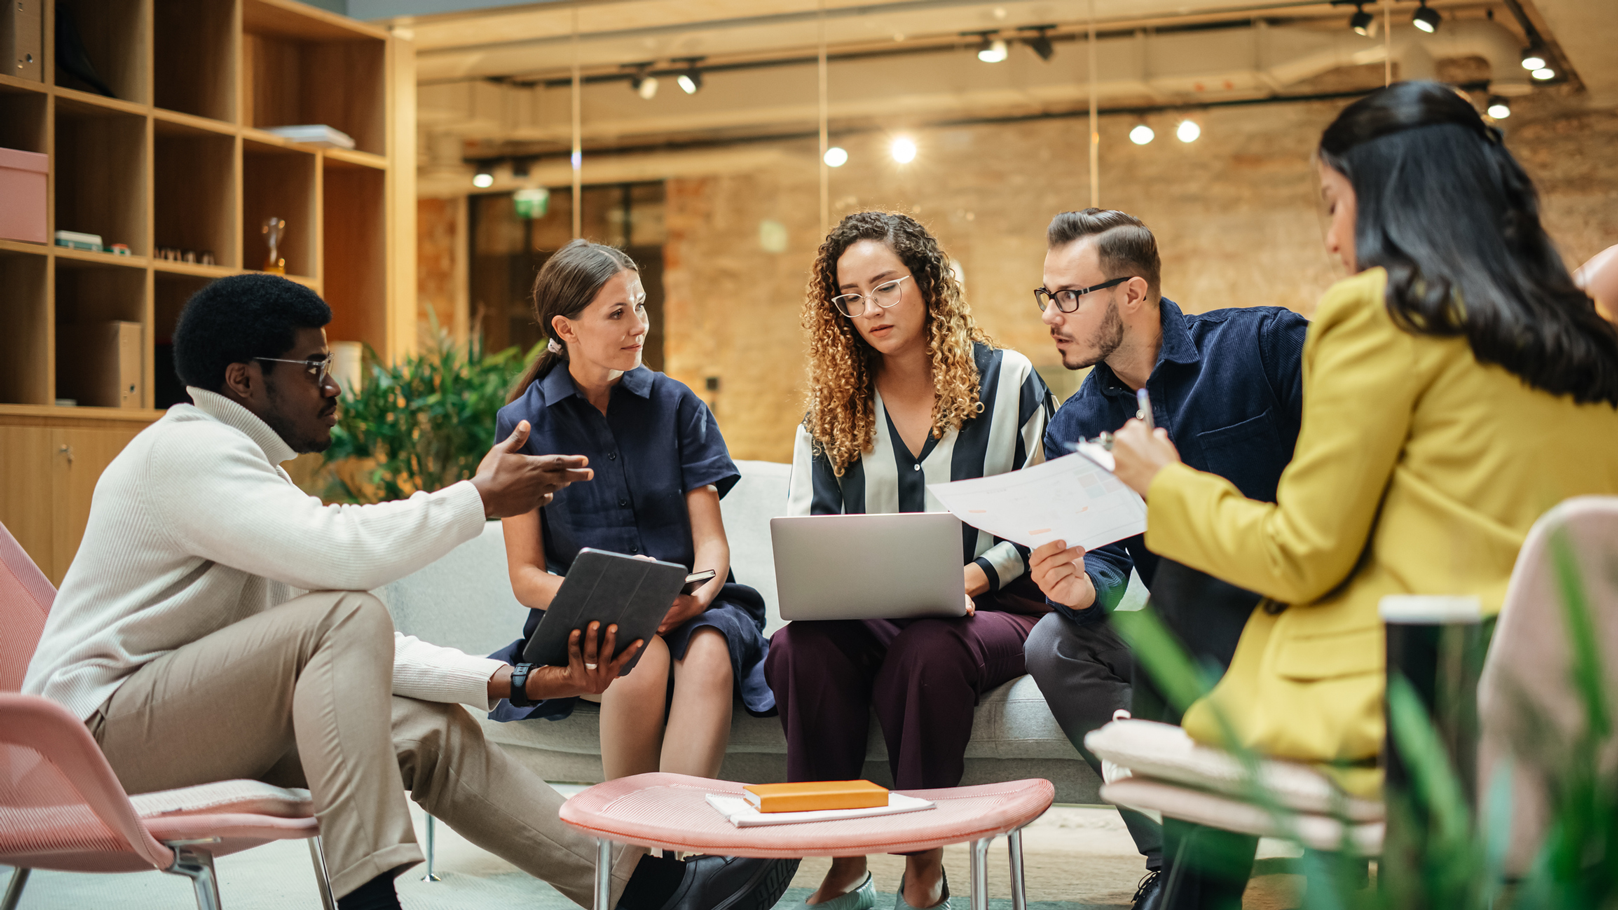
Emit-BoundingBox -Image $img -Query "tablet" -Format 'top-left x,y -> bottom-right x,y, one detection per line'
520,548 -> 687,674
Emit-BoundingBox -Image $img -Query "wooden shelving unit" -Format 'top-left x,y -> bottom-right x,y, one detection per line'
0,0 -> 415,582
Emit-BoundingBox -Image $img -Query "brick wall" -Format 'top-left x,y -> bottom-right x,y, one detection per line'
657,95 -> 1618,462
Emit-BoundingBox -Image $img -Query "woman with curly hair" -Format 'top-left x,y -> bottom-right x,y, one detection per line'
765,212 -> 1056,910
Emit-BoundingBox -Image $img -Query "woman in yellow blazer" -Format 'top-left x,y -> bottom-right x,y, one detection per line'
1108,81 -> 1618,907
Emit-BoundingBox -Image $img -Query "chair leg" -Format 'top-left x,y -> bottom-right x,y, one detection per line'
968,837 -> 991,910
421,814 -> 441,882
2,868 -> 30,910
309,837 -> 336,910
1007,828 -> 1027,910
594,839 -> 614,910
166,846 -> 223,910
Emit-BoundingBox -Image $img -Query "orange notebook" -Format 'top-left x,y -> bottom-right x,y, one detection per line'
741,780 -> 890,813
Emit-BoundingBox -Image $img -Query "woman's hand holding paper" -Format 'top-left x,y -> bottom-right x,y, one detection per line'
1110,419 -> 1182,498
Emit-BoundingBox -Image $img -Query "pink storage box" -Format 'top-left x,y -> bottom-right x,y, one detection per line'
0,147 -> 48,244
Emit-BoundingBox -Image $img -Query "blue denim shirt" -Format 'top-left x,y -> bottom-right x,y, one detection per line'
1042,298 -> 1308,624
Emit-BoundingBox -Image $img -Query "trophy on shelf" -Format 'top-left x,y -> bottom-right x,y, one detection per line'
262,217 -> 287,275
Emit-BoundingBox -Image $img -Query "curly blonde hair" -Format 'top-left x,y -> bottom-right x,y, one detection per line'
802,212 -> 994,475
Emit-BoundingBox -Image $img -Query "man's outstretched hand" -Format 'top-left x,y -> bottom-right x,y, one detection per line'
471,420 -> 594,518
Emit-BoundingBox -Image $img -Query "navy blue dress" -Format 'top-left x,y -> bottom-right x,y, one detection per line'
487,364 -> 775,721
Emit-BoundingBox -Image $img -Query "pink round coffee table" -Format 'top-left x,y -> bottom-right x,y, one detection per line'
560,773 -> 1054,910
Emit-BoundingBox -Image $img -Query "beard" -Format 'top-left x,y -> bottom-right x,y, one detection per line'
262,375 -> 335,454
1059,297 -> 1125,370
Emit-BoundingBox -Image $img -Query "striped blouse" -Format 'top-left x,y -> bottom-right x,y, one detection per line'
787,343 -> 1057,591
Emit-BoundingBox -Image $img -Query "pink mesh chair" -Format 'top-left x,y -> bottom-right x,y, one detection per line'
0,519 -> 335,910
560,772 -> 1054,910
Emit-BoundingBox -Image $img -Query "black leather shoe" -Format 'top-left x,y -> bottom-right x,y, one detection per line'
661,855 -> 802,910
1132,869 -> 1163,910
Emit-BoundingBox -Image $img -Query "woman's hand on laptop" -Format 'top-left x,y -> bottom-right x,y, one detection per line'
526,622 -> 644,699
1030,540 -> 1096,611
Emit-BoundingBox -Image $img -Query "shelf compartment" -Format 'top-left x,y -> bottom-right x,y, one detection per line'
242,139 -> 317,279
54,98 -> 149,257
54,257 -> 148,409
155,122 -> 237,269
154,0 -> 236,122
322,158 -> 386,355
0,249 -> 49,405
0,84 -> 48,154
242,1 -> 386,156
53,0 -> 151,105
154,272 -> 210,409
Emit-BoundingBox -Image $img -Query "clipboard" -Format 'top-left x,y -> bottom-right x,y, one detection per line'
520,548 -> 686,674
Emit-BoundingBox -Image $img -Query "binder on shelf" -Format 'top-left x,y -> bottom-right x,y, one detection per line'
58,322 -> 142,409
0,0 -> 43,82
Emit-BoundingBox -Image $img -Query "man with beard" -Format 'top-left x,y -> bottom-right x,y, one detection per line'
1021,209 -> 1308,910
23,274 -> 797,910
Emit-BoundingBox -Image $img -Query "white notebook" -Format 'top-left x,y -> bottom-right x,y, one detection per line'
705,792 -> 935,828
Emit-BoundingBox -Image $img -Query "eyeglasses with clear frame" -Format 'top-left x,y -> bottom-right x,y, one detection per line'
256,355 -> 334,386
830,275 -> 912,318
1033,276 -> 1134,314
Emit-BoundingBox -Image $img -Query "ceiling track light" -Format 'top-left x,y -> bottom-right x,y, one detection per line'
1021,25 -> 1055,62
1348,3 -> 1375,36
977,35 -> 1008,63
1520,46 -> 1547,71
1532,66 -> 1556,81
472,162 -> 495,189
1485,96 -> 1511,120
1129,122 -> 1155,145
675,57 -> 704,94
823,146 -> 848,167
630,66 -> 658,100
1412,1 -> 1441,34
510,157 -> 530,179
1176,119 -> 1201,143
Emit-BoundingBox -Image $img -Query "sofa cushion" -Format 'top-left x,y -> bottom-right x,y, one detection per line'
478,672 -> 1074,761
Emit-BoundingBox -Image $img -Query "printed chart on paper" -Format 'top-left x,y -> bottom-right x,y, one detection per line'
927,452 -> 1146,551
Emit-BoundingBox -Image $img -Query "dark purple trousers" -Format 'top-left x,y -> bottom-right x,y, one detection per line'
764,599 -> 1040,790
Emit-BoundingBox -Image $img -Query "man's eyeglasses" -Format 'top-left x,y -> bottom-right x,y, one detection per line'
256,355 -> 333,386
1033,276 -> 1134,314
831,275 -> 912,318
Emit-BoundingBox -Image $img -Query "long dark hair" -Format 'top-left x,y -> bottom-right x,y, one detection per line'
508,239 -> 638,403
1318,81 -> 1618,406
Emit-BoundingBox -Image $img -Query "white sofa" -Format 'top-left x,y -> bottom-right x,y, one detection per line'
379,460 -> 1143,803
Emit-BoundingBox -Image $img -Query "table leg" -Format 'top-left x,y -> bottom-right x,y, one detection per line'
969,837 -> 991,910
1008,828 -> 1027,910
595,839 -> 614,910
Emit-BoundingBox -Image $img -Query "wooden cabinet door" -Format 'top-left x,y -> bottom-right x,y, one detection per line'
0,425 -> 57,579
49,426 -> 144,583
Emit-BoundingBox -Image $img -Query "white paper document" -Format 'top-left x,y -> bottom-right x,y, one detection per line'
704,792 -> 936,828
926,452 -> 1146,551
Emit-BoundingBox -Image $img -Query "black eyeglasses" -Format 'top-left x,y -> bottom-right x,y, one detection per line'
1033,276 -> 1133,313
256,355 -> 333,386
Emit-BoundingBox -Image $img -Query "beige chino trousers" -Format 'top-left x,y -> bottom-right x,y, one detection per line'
89,590 -> 640,903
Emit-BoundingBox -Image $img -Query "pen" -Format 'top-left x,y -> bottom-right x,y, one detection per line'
1136,388 -> 1154,432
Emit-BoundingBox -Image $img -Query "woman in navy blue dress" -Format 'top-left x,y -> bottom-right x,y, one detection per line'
489,239 -> 773,782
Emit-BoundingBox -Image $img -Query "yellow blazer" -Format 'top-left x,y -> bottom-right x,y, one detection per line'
1145,268 -> 1618,795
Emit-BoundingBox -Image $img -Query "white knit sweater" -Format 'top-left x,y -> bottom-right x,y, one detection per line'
23,388 -> 503,720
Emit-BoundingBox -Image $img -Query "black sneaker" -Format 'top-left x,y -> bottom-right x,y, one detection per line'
662,856 -> 802,910
1132,869 -> 1163,910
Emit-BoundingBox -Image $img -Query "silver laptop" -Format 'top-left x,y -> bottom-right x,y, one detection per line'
770,513 -> 968,621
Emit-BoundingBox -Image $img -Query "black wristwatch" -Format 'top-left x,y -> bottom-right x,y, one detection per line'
509,662 -> 537,707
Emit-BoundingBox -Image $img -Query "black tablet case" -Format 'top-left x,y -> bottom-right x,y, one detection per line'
520,548 -> 686,674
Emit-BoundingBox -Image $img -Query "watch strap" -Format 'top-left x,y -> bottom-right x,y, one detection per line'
509,662 -> 536,707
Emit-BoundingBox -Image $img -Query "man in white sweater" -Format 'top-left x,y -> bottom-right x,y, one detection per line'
23,275 -> 795,910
